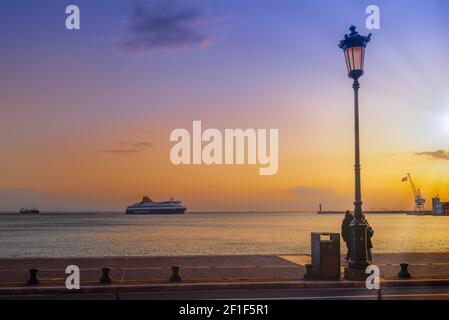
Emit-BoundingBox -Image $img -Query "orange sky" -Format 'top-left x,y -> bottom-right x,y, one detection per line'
1,0 -> 449,211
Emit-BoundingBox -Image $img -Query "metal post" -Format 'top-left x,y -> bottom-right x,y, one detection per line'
353,77 -> 363,218
170,265 -> 182,282
27,268 -> 39,285
100,267 -> 112,284
348,77 -> 369,270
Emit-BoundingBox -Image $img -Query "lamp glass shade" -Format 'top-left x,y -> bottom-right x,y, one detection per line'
344,46 -> 365,75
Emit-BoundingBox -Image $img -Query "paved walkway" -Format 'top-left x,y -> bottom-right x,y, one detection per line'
1,253 -> 449,288
0,255 -> 305,287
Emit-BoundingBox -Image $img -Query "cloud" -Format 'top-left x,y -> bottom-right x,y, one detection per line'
415,150 -> 449,160
105,141 -> 155,154
105,149 -> 138,154
121,1 -> 212,53
133,142 -> 155,148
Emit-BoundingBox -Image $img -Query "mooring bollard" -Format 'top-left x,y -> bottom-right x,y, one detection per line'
398,263 -> 411,279
170,265 -> 182,282
100,267 -> 112,284
27,268 -> 39,285
377,288 -> 382,300
304,264 -> 314,280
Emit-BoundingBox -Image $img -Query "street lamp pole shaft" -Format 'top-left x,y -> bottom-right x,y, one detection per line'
348,76 -> 369,271
353,78 -> 363,219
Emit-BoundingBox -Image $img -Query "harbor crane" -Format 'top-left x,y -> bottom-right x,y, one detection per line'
403,173 -> 426,211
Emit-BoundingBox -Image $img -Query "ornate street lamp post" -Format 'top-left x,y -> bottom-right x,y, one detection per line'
339,26 -> 372,271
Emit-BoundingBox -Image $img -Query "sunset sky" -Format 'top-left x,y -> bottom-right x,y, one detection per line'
1,0 -> 449,211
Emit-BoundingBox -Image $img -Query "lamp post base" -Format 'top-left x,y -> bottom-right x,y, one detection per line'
348,217 -> 370,270
344,267 -> 369,281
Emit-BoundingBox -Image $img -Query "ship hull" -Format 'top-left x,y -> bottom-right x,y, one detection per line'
125,207 -> 187,215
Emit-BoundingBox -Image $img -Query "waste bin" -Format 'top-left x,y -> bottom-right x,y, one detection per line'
311,233 -> 341,280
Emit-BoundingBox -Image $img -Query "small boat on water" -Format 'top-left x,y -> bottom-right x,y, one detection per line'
125,196 -> 187,215
20,208 -> 40,214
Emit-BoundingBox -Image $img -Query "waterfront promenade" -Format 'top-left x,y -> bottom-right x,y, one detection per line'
2,253 -> 449,297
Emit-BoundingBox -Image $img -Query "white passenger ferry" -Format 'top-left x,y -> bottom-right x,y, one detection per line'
125,196 -> 187,215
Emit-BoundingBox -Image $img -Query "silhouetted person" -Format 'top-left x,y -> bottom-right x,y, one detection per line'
341,210 -> 353,261
362,215 -> 374,263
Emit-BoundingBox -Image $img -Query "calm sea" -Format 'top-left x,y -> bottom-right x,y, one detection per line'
1,212 -> 449,257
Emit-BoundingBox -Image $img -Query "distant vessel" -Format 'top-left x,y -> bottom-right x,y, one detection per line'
125,196 -> 187,215
20,208 -> 40,214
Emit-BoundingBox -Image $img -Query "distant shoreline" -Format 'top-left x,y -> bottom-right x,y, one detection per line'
0,210 -> 413,215
0,211 -> 310,215
317,210 -> 408,215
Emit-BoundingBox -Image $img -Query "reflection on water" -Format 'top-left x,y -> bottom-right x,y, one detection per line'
1,212 -> 449,257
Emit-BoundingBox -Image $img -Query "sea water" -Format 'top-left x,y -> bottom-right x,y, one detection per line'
1,212 -> 449,257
